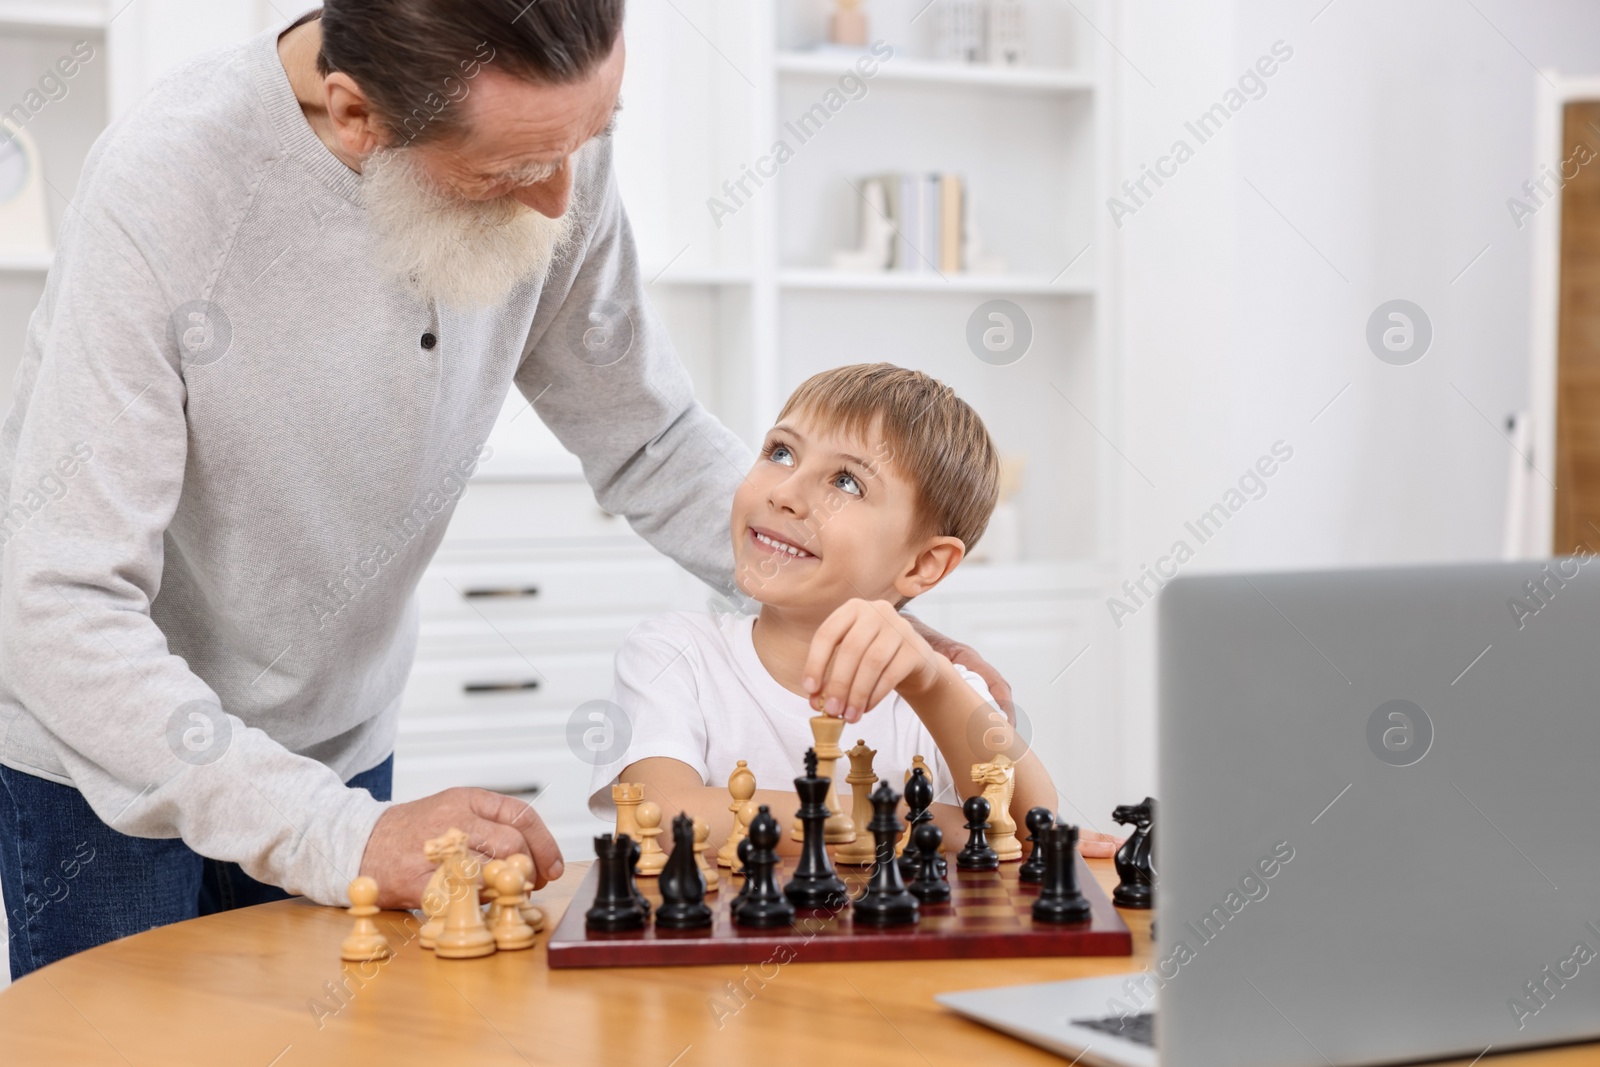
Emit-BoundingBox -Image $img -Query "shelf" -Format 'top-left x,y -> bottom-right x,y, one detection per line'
776,51 -> 1094,94
0,2 -> 106,33
0,249 -> 53,274
779,269 -> 1093,296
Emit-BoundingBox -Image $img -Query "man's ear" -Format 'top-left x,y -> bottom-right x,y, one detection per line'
894,536 -> 966,599
325,72 -> 386,157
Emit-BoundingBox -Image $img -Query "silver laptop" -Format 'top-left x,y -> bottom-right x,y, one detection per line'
940,561 -> 1600,1066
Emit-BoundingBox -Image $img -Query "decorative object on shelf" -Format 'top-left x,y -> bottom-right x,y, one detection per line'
828,0 -> 869,47
0,128 -> 53,260
934,0 -> 1027,68
986,0 -> 1027,66
832,0 -> 870,46
935,0 -> 985,63
969,454 -> 1025,564
831,177 -> 895,272
961,187 -> 1007,275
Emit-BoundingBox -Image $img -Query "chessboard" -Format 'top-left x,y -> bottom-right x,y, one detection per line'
545,851 -> 1131,969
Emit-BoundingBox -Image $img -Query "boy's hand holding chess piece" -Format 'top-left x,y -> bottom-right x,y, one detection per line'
802,603 -> 1119,858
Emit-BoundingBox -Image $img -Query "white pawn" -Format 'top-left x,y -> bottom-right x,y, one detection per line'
635,800 -> 668,876
507,853 -> 546,933
693,817 -> 719,894
717,761 -> 756,868
340,876 -> 393,962
490,867 -> 536,951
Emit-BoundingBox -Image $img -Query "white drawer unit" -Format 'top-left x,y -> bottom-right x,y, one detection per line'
390,731 -> 610,855
417,552 -> 682,624
400,650 -> 616,732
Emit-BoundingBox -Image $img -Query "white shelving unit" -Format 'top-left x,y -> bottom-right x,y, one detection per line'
608,0 -> 1124,822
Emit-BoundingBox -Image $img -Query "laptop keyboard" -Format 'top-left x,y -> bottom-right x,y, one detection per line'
1072,1011 -> 1156,1048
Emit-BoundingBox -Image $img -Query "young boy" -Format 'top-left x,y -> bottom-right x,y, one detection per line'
589,364 -> 1073,855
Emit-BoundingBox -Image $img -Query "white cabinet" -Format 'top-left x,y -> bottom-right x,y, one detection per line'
394,478 -> 710,853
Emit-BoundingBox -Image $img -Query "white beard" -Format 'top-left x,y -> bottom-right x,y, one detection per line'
358,146 -> 582,308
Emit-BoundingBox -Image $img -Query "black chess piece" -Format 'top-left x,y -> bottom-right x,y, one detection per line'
852,781 -> 920,926
585,833 -> 647,932
1017,807 -> 1055,884
956,794 -> 999,871
656,813 -> 713,930
731,805 -> 797,928
629,836 -> 651,918
897,766 -> 936,879
786,748 -> 849,909
730,835 -> 754,910
1111,797 -> 1156,909
905,822 -> 951,904
1032,824 -> 1091,924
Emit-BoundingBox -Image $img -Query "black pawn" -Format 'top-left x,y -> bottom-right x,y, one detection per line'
852,781 -> 920,926
585,833 -> 647,932
1017,807 -> 1055,884
956,795 -> 999,871
786,748 -> 849,909
1032,824 -> 1092,924
731,806 -> 796,928
656,813 -> 713,930
905,822 -> 951,904
897,766 -> 936,879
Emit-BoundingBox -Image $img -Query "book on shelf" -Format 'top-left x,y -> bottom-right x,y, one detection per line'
862,171 -> 966,274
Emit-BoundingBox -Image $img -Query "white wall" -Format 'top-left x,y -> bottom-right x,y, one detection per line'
1108,0 -> 1600,797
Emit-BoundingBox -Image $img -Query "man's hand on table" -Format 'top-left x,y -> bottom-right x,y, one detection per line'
359,788 -> 564,909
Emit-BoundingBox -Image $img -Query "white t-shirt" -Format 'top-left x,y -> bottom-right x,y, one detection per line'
588,610 -> 993,816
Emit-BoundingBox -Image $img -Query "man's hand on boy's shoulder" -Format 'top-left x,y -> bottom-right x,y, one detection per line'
903,613 -> 1015,719
802,598 -> 950,724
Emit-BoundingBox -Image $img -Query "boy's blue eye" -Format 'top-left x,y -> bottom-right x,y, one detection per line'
834,471 -> 863,496
769,444 -> 795,465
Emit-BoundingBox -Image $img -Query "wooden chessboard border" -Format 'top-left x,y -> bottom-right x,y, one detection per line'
546,852 -> 1132,969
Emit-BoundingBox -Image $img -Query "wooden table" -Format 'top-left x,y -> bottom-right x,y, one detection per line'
0,859 -> 1592,1066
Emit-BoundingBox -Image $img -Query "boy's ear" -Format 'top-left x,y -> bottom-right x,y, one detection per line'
894,536 -> 966,599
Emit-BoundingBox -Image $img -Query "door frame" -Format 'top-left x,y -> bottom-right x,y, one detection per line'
1528,74 -> 1600,556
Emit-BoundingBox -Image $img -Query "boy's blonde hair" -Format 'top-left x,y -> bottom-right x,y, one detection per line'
778,364 -> 1000,552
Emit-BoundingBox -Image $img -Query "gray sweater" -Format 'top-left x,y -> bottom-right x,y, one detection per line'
0,26 -> 749,905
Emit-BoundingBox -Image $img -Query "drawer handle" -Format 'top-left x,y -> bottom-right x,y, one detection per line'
492,783 -> 544,798
463,586 -> 541,600
463,680 -> 542,694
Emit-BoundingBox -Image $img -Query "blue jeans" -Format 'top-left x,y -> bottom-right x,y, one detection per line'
0,755 -> 392,981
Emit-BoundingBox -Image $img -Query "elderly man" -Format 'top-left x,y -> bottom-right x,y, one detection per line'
0,1 -> 1012,979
